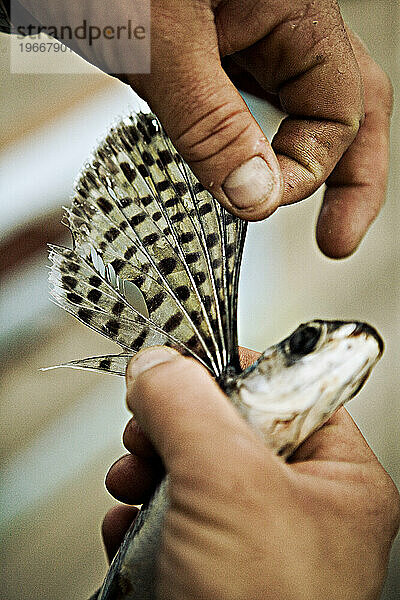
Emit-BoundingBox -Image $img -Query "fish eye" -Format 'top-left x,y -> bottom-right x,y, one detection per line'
288,325 -> 321,355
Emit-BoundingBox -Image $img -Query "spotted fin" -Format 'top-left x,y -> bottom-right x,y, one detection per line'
48,245 -> 208,364
42,353 -> 134,376
48,111 -> 246,377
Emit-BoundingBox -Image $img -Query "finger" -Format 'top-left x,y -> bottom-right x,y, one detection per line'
123,417 -> 158,459
102,505 -> 139,563
122,348 -> 261,458
105,454 -> 163,504
125,347 -> 283,481
316,31 -> 393,257
218,1 -> 363,207
128,2 -> 283,221
239,346 -> 261,369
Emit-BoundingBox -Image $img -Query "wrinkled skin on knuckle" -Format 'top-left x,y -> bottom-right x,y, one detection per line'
273,117 -> 360,184
174,103 -> 251,164
216,0 -> 340,57
266,4 -> 352,80
215,0 -> 290,57
379,70 -> 394,114
274,7 -> 363,127
274,5 -> 342,66
368,470 -> 400,544
276,52 -> 363,129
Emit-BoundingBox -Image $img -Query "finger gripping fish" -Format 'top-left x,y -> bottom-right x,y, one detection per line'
46,111 -> 383,600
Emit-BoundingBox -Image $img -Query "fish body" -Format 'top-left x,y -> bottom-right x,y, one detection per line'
45,111 -> 383,599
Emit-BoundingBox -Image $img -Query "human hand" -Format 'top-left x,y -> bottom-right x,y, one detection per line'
103,346 -> 399,600
16,1 -> 392,254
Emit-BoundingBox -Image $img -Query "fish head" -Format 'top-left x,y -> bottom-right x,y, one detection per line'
230,320 -> 383,458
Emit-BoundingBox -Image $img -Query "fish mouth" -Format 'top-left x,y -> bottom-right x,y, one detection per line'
351,322 -> 384,357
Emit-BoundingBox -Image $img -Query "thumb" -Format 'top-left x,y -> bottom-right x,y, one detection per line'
125,347 -> 278,478
128,12 -> 282,220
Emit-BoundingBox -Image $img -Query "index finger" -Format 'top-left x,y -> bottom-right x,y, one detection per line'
239,345 -> 261,369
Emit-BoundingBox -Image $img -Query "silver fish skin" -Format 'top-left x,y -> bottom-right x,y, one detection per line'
94,319 -> 383,600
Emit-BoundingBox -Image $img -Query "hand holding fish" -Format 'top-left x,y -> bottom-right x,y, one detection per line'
103,347 -> 400,600
7,0 -> 394,594
44,106 -> 396,597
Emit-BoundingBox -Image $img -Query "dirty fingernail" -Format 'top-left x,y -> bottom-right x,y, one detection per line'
222,156 -> 276,209
126,346 -> 179,383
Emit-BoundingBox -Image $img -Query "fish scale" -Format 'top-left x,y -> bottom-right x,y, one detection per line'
45,110 -> 383,600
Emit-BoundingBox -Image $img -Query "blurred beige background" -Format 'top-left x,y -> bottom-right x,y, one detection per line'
1,1 -> 399,598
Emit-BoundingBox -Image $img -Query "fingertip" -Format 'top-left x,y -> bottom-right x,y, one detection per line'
316,225 -> 361,260
126,346 -> 181,388
102,505 -> 139,563
316,195 -> 368,259
128,354 -> 217,425
123,417 -> 158,458
125,348 -> 189,417
219,155 -> 283,220
221,193 -> 281,223
105,454 -> 162,504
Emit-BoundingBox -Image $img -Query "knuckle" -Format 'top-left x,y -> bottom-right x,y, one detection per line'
273,117 -> 358,184
376,69 -> 394,115
363,470 -> 400,539
174,103 -> 251,165
279,1 -> 348,61
363,58 -> 394,116
381,477 -> 400,537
